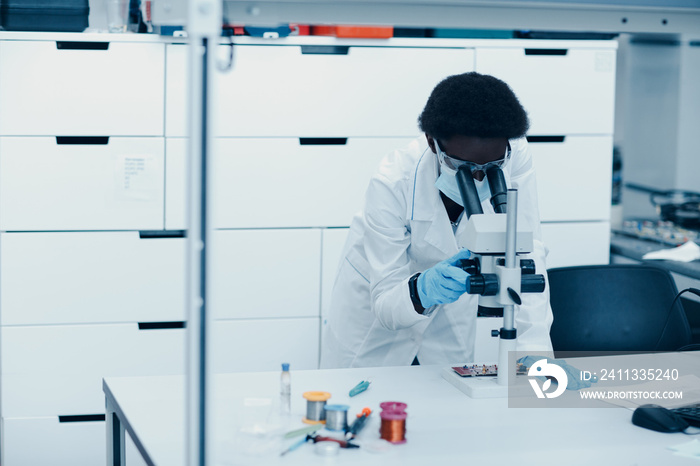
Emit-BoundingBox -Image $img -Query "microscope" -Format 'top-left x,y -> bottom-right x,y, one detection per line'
453,164 -> 546,391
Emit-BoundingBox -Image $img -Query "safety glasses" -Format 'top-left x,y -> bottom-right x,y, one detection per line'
435,140 -> 511,175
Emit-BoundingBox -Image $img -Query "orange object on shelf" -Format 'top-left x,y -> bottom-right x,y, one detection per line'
311,25 -> 393,39
290,24 -> 310,35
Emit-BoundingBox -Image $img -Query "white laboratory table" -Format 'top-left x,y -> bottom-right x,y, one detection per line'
104,353 -> 700,466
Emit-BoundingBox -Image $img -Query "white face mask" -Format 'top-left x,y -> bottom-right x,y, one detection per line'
433,140 -> 493,207
435,169 -> 491,207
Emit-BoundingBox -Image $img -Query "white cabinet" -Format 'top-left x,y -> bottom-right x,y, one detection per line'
0,232 -> 185,325
2,324 -> 185,417
2,417 -> 105,466
212,318 -> 320,372
0,137 -> 165,231
0,38 -> 174,466
474,41 -> 617,268
320,228 -> 350,346
530,135 -> 613,222
165,138 -> 187,230
166,41 -> 475,137
541,222 -> 611,268
475,44 -> 616,135
0,41 -> 164,136
210,229 -> 321,319
211,138 -> 413,228
321,228 -> 350,319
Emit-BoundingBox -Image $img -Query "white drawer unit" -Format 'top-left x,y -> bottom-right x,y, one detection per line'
210,229 -> 321,319
2,416 -> 106,466
0,231 -> 186,325
321,228 -> 350,320
165,138 -> 187,230
2,411 -> 150,466
529,135 -> 613,222
211,137 -> 414,228
212,318 -> 320,372
475,44 -> 616,135
1,323 -> 185,417
166,41 -> 474,137
0,137 -> 165,231
541,221 -> 611,269
0,40 -> 164,136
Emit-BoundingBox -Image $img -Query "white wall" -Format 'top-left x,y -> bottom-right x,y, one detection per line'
615,35 -> 700,220
676,42 -> 700,192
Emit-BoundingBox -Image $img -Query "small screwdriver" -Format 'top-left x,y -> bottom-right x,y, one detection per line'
347,407 -> 372,438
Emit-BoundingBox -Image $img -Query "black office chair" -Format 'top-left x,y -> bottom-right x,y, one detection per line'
548,264 -> 693,356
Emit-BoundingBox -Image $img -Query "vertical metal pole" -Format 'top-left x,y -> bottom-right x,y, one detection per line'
504,190 -> 517,270
498,189 -> 518,387
186,1 -> 220,466
503,189 -> 518,331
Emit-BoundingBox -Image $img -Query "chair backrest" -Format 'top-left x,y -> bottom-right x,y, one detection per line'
548,264 -> 692,354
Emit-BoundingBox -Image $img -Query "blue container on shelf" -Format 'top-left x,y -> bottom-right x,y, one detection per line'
0,0 -> 89,32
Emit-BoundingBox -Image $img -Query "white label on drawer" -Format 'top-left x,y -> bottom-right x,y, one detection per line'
115,154 -> 158,201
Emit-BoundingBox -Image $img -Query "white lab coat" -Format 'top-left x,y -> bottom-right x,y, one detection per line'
320,137 -> 554,368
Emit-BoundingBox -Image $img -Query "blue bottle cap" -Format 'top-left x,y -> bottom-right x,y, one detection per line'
282,363 -> 290,371
324,404 -> 350,412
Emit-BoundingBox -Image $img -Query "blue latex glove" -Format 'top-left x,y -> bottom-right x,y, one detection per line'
518,356 -> 597,391
416,249 -> 472,308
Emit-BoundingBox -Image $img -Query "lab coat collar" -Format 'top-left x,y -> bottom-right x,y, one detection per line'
409,142 -> 459,256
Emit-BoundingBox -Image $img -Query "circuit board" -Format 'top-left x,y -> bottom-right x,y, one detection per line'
452,363 -> 530,377
451,364 -> 498,377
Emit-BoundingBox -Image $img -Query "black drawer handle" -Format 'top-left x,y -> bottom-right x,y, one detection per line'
524,48 -> 568,56
58,414 -> 106,423
299,138 -> 347,146
527,136 -> 566,143
56,41 -> 109,51
138,321 -> 186,330
301,45 -> 349,55
56,136 -> 109,145
139,230 -> 187,239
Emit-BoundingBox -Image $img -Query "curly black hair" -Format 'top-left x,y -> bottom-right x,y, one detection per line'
418,72 -> 529,141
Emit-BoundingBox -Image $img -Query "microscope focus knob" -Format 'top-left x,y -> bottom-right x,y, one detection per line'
465,273 -> 499,296
518,259 -> 536,275
459,258 -> 481,276
521,274 -> 546,293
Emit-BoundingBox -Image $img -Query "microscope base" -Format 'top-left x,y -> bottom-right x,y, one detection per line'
441,367 -> 509,398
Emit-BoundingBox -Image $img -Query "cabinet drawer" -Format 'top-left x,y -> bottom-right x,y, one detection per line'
475,46 -> 616,135
166,43 -> 474,137
165,138 -> 187,230
212,137 -> 413,228
2,417 -> 105,466
210,229 -> 321,319
541,221 -> 610,269
321,228 -> 349,319
1,323 -> 185,417
530,135 -> 613,222
0,41 -> 164,136
1,231 -> 185,325
212,318 -> 320,372
0,137 -> 165,231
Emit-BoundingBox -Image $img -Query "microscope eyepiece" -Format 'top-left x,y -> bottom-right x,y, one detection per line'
455,165 -> 484,219
486,166 -> 508,214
